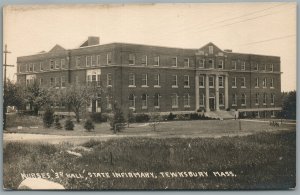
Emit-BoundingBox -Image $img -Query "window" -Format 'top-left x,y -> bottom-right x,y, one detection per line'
91,55 -> 96,66
199,76 -> 205,88
184,75 -> 190,87
33,63 -> 36,72
29,63 -> 33,72
218,76 -> 224,87
107,96 -> 112,109
129,73 -> 135,86
61,76 -> 66,87
199,59 -> 205,68
142,94 -> 148,109
218,60 -> 224,69
97,55 -> 101,66
76,57 -> 81,67
129,54 -> 135,65
40,62 -> 44,71
241,94 -> 246,106
263,93 -> 267,105
208,59 -> 214,69
232,94 -> 237,105
26,64 -> 28,72
107,52 -> 112,64
241,61 -> 245,70
241,77 -> 246,88
61,59 -> 66,69
184,94 -> 190,108
270,64 -> 274,72
208,46 -> 213,54
86,56 -> 92,67
39,78 -> 43,86
142,74 -> 148,87
200,94 -> 205,106
255,93 -> 259,105
154,93 -> 160,108
270,78 -> 274,88
172,75 -> 178,87
97,74 -> 101,86
87,75 -> 92,83
262,64 -> 266,71
154,74 -> 160,87
141,55 -> 147,66
184,58 -> 189,67
209,76 -> 214,87
154,56 -> 160,66
171,57 -> 177,67
232,61 -> 237,70
55,77 -> 60,88
232,77 -> 237,88
263,78 -> 267,88
107,74 -> 112,87
55,60 -> 60,69
254,63 -> 258,71
255,77 -> 259,88
219,93 -> 224,105
271,94 -> 275,105
129,94 -> 135,108
171,93 -> 178,108
50,77 -> 54,87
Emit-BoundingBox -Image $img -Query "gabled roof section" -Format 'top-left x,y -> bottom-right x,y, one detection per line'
199,42 -> 223,52
80,40 -> 89,47
49,44 -> 66,53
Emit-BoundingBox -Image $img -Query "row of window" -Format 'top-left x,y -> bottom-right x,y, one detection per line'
230,93 -> 275,106
20,59 -> 67,73
231,77 -> 274,88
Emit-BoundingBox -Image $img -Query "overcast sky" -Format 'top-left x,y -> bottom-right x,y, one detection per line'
3,2 -> 296,91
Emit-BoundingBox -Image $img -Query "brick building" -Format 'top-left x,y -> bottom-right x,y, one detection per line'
16,37 -> 282,118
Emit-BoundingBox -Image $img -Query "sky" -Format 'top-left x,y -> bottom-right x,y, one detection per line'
3,2 -> 297,92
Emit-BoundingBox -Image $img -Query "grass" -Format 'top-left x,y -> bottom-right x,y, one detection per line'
3,130 -> 296,190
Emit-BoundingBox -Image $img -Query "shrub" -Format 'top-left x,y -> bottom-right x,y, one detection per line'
127,109 -> 135,125
84,119 -> 95,132
190,113 -> 200,120
65,118 -> 74,131
175,114 -> 188,121
90,113 -> 104,123
43,107 -> 54,128
109,103 -> 126,132
135,113 -> 150,123
167,112 -> 176,121
54,116 -> 62,129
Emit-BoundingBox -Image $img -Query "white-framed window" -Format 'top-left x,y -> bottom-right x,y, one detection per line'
270,78 -> 274,88
241,77 -> 246,88
40,62 -> 44,71
141,94 -> 148,109
263,78 -> 267,88
255,93 -> 259,105
154,56 -> 160,66
33,63 -> 37,72
107,52 -> 112,65
141,55 -> 147,66
55,77 -> 60,88
184,58 -> 190,67
271,93 -> 275,105
97,55 -> 101,66
154,74 -> 160,87
129,54 -> 135,65
129,94 -> 135,108
199,75 -> 205,88
61,59 -> 66,69
270,64 -> 274,72
232,61 -> 237,70
241,61 -> 246,70
255,77 -> 259,88
129,73 -> 136,87
219,93 -> 224,105
171,93 -> 178,108
91,55 -> 96,66
107,73 -> 112,87
199,59 -> 205,68
218,76 -> 224,88
29,63 -> 33,72
263,93 -> 267,105
232,93 -> 237,106
200,94 -> 205,106
208,45 -> 213,54
241,93 -> 246,106
171,57 -> 177,67
61,76 -> 66,87
209,76 -> 214,88
184,75 -> 190,88
172,75 -> 178,88
208,59 -> 214,69
55,60 -> 60,69
184,93 -> 190,108
142,74 -> 148,87
254,63 -> 259,71
218,60 -> 224,69
263,64 -> 266,71
232,77 -> 237,88
154,93 -> 160,108
86,56 -> 92,67
76,57 -> 81,67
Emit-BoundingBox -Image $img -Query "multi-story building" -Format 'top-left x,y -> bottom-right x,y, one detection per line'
16,36 -> 282,118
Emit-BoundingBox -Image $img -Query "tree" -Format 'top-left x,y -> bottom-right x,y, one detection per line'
127,109 -> 135,127
43,107 -> 54,128
109,102 -> 126,133
281,91 -> 296,120
84,119 -> 95,132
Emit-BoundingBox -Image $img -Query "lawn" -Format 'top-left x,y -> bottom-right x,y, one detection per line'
3,130 -> 296,190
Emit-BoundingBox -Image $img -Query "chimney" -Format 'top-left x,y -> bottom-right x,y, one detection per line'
87,36 -> 100,46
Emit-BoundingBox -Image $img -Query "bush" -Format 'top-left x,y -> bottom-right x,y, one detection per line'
109,103 -> 126,132
190,113 -> 200,120
65,118 -> 74,131
167,112 -> 176,121
54,116 -> 62,129
135,113 -> 150,123
175,114 -> 188,121
90,113 -> 104,123
43,107 -> 54,128
84,119 -> 95,132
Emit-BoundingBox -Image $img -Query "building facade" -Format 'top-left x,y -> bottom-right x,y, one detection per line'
16,37 -> 282,117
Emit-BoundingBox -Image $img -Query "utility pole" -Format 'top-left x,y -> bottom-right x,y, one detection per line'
3,44 -> 14,130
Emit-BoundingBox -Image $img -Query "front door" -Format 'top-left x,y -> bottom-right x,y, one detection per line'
209,98 -> 215,111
